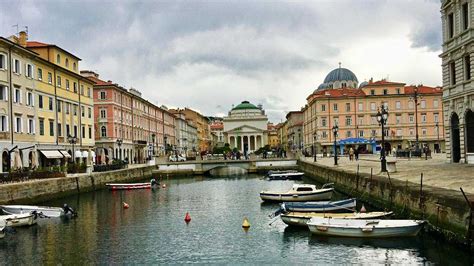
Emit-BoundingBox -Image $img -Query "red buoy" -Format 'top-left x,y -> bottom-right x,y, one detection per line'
123,202 -> 129,209
184,212 -> 191,223
360,204 -> 366,213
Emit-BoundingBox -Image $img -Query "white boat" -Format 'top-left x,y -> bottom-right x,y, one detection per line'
0,220 -> 5,239
266,170 -> 304,180
0,205 -> 73,218
307,217 -> 425,238
106,179 -> 159,190
0,213 -> 37,227
280,211 -> 393,227
260,184 -> 334,202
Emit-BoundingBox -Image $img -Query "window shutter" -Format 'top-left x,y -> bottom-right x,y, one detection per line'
5,116 -> 8,132
19,61 -> 21,74
25,64 -> 28,77
31,92 -> 35,106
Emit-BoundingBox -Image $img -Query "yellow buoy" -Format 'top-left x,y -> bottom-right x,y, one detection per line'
242,217 -> 251,229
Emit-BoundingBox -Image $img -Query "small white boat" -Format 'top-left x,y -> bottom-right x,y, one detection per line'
0,205 -> 72,218
260,184 -> 334,202
280,211 -> 393,227
0,213 -> 37,227
106,179 -> 159,190
307,217 -> 425,238
266,170 -> 304,180
0,220 -> 5,239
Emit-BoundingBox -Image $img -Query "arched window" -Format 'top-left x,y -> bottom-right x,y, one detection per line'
65,58 -> 69,68
56,54 -> 61,64
101,126 -> 107,137
73,62 -> 76,70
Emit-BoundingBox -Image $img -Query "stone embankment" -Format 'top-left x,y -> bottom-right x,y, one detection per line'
299,160 -> 473,248
0,165 -> 157,205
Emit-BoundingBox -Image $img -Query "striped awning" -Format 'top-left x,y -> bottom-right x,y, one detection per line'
40,150 -> 64,159
59,150 -> 71,158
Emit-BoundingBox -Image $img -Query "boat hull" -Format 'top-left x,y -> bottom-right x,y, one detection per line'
0,227 -> 4,239
260,188 -> 333,202
282,198 -> 356,213
106,183 -> 151,190
307,218 -> 424,238
281,212 -> 393,227
268,173 -> 304,180
0,213 -> 37,227
1,205 -> 64,218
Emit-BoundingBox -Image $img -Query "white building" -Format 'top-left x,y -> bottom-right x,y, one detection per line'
223,101 -> 268,153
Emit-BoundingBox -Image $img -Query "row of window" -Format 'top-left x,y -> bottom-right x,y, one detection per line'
0,114 -> 93,138
446,3 -> 469,40
317,99 -> 439,113
449,54 -> 471,85
56,54 -> 76,71
0,54 -> 91,97
318,113 -> 440,127
317,127 -> 440,140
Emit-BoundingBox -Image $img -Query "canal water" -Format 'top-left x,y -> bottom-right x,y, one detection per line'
0,175 -> 472,264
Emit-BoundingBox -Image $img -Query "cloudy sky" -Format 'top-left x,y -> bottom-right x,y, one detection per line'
1,0 -> 441,122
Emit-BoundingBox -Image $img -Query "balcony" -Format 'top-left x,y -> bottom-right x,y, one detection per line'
134,140 -> 147,146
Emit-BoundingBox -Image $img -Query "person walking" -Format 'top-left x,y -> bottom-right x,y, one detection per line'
349,147 -> 354,161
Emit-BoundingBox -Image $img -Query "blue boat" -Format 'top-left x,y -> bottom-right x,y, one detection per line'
270,198 -> 357,217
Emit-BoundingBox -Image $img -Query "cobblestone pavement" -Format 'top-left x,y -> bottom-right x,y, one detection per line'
301,153 -> 474,195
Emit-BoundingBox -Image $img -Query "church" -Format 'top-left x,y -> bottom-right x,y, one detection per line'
223,101 -> 268,154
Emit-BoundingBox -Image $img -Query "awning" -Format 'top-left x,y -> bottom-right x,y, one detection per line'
82,151 -> 88,158
59,150 -> 71,158
40,150 -> 64,159
75,150 -> 83,158
91,151 -> 96,157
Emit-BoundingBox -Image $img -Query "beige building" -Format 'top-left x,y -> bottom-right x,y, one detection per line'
286,111 -> 304,151
440,0 -> 474,164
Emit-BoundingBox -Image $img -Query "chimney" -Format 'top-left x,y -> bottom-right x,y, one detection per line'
19,31 -> 28,47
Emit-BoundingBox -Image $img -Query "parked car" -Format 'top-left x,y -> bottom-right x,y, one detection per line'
169,155 -> 186,162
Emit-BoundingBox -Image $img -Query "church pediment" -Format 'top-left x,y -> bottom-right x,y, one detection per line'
225,125 -> 265,134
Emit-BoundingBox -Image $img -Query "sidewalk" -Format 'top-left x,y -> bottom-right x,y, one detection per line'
302,153 -> 474,195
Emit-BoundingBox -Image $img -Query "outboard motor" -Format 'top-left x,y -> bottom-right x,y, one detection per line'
63,204 -> 77,217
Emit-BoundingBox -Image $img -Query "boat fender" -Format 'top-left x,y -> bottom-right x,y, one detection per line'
360,204 -> 366,213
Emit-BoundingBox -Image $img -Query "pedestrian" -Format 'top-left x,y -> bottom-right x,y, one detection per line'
349,147 -> 354,161
354,148 -> 359,161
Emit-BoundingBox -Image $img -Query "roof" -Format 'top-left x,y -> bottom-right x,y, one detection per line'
232,101 -> 260,110
324,67 -> 358,84
26,41 -> 82,60
311,88 -> 366,99
366,80 -> 405,86
210,122 -> 223,130
85,75 -> 114,86
404,85 -> 442,95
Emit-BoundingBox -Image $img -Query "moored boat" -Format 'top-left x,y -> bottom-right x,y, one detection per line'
280,211 -> 393,227
260,183 -> 334,202
281,198 -> 357,213
0,205 -> 74,218
0,220 -> 5,239
266,170 -> 304,180
307,217 -> 425,238
0,213 -> 37,227
106,179 -> 159,190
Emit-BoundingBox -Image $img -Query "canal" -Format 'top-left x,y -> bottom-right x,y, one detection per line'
0,175 -> 472,264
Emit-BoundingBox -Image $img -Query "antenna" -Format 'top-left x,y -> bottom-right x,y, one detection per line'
338,62 -> 341,68
12,24 -> 18,35
24,26 -> 28,35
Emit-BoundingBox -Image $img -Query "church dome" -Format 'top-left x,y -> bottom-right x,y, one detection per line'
359,81 -> 369,88
324,67 -> 358,84
232,101 -> 260,110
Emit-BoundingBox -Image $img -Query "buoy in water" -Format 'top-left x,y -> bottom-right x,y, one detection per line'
242,217 -> 251,229
162,184 -> 167,188
360,204 -> 366,213
184,212 -> 191,223
123,202 -> 129,209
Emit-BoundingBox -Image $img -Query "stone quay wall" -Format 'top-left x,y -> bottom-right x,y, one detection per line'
0,165 -> 158,205
298,160 -> 472,246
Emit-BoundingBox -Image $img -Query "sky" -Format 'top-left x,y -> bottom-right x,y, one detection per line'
0,0 -> 442,123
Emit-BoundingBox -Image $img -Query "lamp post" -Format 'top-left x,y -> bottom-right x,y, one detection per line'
332,125 -> 338,165
411,85 -> 422,150
435,122 -> 440,153
313,132 -> 317,162
116,138 -> 123,160
376,104 -> 389,172
67,134 -> 78,163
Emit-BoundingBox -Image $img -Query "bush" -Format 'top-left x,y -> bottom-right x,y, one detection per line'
255,145 -> 271,155
67,163 -> 87,174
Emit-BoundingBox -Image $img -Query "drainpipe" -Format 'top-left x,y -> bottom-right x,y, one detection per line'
8,46 -> 13,145
54,68 -> 58,145
78,79 -> 82,147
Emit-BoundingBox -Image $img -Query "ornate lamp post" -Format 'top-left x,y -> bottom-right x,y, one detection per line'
313,132 -> 317,162
376,105 -> 389,172
411,85 -> 422,150
116,138 -> 123,160
332,125 -> 338,165
67,134 -> 78,163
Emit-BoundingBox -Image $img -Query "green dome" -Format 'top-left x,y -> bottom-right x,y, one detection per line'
232,101 -> 260,110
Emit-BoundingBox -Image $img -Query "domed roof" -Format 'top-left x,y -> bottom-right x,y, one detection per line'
323,67 -> 358,84
232,101 -> 260,110
359,81 -> 369,88
314,83 -> 329,92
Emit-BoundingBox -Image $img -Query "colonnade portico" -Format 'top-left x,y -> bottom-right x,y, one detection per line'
228,134 -> 263,153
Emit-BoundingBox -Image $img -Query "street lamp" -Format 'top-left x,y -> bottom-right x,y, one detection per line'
332,125 -> 338,165
376,104 -> 389,172
116,138 -> 123,160
411,85 -> 422,150
67,134 -> 78,163
313,132 -> 317,162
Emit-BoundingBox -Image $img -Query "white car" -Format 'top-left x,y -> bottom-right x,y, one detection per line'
169,155 -> 186,162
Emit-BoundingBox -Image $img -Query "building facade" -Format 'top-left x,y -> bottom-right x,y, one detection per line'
210,119 -> 224,148
267,122 -> 280,148
440,0 -> 474,164
83,71 -> 175,164
170,108 -> 210,152
303,67 -> 444,156
286,111 -> 304,151
223,101 -> 268,153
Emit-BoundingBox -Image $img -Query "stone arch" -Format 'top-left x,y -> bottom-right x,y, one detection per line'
451,112 -> 461,163
465,109 -> 474,153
